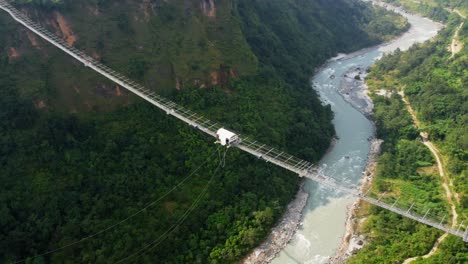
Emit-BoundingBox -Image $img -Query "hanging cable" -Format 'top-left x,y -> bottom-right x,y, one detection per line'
13,148 -> 218,264
116,154 -> 225,263
217,146 -> 229,168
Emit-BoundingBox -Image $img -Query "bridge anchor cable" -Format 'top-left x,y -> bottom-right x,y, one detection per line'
0,0 -> 466,242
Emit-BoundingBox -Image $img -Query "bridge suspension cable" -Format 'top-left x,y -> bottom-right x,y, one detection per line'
0,0 -> 465,242
11,149 -> 218,264
116,149 -> 226,263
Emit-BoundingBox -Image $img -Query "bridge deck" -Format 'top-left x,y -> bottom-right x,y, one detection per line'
0,0 -> 465,242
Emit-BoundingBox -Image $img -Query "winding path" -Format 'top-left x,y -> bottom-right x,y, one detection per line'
401,7 -> 465,261
449,21 -> 464,59
0,0 -> 466,246
399,91 -> 460,263
452,9 -> 466,19
445,9 -> 466,59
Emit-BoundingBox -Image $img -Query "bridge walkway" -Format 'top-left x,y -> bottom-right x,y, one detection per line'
0,0 -> 465,242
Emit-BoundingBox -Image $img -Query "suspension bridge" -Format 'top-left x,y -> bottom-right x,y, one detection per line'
0,0 -> 466,242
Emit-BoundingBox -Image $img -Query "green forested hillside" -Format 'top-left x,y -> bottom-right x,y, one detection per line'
0,0 -> 409,263
383,0 -> 467,21
349,7 -> 467,264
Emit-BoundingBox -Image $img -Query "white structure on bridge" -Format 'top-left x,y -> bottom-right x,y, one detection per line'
0,0 -> 466,242
216,128 -> 239,146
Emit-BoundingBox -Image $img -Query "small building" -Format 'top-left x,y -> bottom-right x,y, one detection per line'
216,128 -> 239,146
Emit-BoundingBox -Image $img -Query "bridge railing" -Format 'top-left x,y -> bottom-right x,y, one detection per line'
361,195 -> 467,239
363,191 -> 467,238
1,0 -> 466,242
0,0 -> 222,137
237,137 -> 314,175
0,0 -> 318,171
301,167 -> 467,241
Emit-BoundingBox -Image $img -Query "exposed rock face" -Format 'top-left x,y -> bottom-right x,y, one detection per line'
201,0 -> 216,17
210,71 -> 219,86
209,68 -> 233,86
34,100 -> 47,109
54,12 -> 77,46
26,31 -> 40,47
140,0 -> 156,22
8,47 -> 20,60
115,85 -> 123,96
243,183 -> 309,264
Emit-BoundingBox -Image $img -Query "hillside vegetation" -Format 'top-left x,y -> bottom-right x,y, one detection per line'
349,4 -> 467,263
0,0 -> 409,263
383,0 -> 467,21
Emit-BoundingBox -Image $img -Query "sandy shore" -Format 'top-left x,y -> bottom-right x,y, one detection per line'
243,181 -> 309,264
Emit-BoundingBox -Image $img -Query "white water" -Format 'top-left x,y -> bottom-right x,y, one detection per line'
272,5 -> 442,264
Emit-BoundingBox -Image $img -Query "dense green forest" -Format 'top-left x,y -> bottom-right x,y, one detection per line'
0,0 -> 409,263
383,0 -> 467,21
349,3 -> 467,263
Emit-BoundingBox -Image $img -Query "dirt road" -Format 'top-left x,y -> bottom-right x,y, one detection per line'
399,91 -> 459,263
449,22 -> 464,59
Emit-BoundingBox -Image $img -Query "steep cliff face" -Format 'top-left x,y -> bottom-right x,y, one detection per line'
6,0 -> 257,110
6,0 -> 407,111
201,0 -> 216,17
0,2 -> 409,263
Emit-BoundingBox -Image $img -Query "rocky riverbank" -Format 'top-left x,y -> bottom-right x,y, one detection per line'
243,135 -> 340,264
243,2 -> 442,262
338,67 -> 374,118
330,138 -> 383,263
330,42 -> 383,264
243,182 -> 309,264
330,3 -> 443,261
